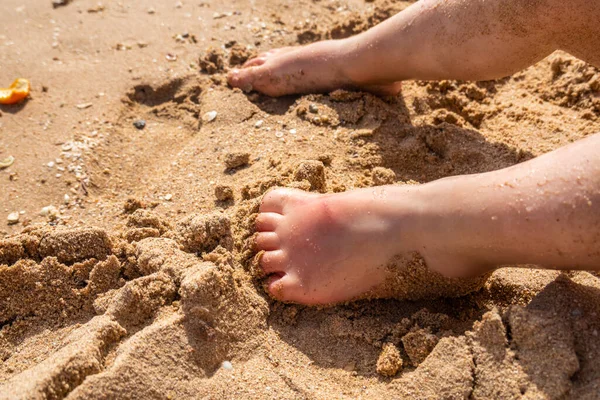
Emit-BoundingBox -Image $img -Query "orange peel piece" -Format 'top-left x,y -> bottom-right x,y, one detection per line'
0,78 -> 30,105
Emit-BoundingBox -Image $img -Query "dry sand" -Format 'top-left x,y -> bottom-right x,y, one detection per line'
2,0 -> 600,398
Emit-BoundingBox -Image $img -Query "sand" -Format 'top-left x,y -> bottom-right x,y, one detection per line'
2,0 -> 600,398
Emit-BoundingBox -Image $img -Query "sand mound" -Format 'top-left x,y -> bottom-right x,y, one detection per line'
3,178 -> 600,399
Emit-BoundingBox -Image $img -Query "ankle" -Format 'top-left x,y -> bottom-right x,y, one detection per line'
327,37 -> 373,87
409,178 -> 498,277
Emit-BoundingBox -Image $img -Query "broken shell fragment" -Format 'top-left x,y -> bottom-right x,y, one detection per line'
202,111 -> 218,123
0,155 -> 15,169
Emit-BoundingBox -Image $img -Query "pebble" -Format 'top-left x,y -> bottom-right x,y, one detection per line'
40,205 -> 58,217
309,103 -> 319,114
52,0 -> 72,8
76,103 -> 93,109
165,53 -> 177,62
202,111 -> 217,123
289,129 -> 297,135
7,212 -> 19,225
275,130 -> 284,138
254,120 -> 263,128
47,161 -> 55,168
133,119 -> 146,130
164,193 -> 173,201
221,361 -> 233,370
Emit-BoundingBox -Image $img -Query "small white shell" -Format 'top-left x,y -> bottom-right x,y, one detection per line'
221,361 -> 233,370
203,111 -> 218,123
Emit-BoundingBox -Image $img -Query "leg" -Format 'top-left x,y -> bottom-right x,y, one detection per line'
256,133 -> 600,305
228,0 -> 600,97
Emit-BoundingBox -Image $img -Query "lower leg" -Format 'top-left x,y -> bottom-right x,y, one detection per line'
228,0 -> 599,96
419,133 -> 600,275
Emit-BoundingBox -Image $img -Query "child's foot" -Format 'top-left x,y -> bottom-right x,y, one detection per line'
227,40 -> 403,97
255,185 -> 496,305
254,187 -> 424,305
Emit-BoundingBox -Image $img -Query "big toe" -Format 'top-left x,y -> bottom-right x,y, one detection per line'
227,67 -> 259,92
228,64 -> 291,97
260,187 -> 310,213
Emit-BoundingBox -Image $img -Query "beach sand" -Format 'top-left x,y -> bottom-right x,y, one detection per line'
2,0 -> 600,398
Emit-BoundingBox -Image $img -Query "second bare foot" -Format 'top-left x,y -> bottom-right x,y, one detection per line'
227,40 -> 403,97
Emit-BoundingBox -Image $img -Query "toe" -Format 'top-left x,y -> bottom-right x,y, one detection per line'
260,249 -> 286,274
260,188 -> 304,213
266,273 -> 298,302
255,212 -> 283,231
255,232 -> 280,251
242,56 -> 267,68
227,67 -> 261,92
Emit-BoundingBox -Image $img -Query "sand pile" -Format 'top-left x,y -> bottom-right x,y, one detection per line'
2,167 -> 600,399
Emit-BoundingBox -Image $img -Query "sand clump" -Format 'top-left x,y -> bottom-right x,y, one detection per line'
376,343 -> 403,377
167,212 -> 232,254
293,160 -> 327,192
371,166 -> 397,185
38,228 -> 112,264
224,152 -> 250,170
127,209 -> 172,235
123,227 -> 160,243
199,47 -> 226,75
228,43 -> 256,67
401,328 -> 440,366
214,184 -> 234,201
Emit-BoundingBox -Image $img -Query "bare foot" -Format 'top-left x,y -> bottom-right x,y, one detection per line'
255,187 -> 422,305
227,40 -> 403,97
254,183 -> 500,305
